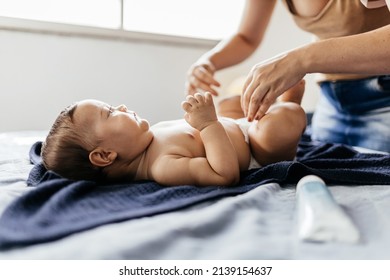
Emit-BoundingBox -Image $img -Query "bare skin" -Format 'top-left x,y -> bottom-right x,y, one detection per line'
218,80 -> 306,166
73,84 -> 306,187
75,97 -> 246,187
186,0 -> 390,121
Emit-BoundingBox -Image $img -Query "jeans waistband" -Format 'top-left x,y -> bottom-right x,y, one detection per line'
319,75 -> 390,114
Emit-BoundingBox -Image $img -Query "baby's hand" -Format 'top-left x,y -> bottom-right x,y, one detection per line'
181,92 -> 218,131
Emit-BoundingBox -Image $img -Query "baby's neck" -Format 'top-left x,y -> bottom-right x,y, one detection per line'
133,150 -> 150,180
104,151 -> 148,182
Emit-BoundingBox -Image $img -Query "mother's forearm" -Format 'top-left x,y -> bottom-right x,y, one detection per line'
298,24 -> 390,75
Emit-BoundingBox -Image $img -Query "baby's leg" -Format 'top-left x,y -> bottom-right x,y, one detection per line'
278,79 -> 305,104
217,96 -> 245,119
218,79 -> 306,119
248,81 -> 307,166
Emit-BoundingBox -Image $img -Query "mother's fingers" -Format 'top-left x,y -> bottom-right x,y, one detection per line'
194,67 -> 220,87
188,76 -> 219,96
241,75 -> 253,115
185,65 -> 221,96
247,85 -> 269,121
242,77 -> 269,121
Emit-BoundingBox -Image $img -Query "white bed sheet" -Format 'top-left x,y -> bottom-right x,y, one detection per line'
0,131 -> 389,260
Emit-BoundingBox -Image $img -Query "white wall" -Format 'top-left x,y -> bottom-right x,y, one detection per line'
0,2 -> 319,132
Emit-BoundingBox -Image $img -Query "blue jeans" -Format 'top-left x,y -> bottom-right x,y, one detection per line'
311,75 -> 390,152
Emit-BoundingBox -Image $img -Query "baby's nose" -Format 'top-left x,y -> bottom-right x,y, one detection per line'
117,104 -> 128,112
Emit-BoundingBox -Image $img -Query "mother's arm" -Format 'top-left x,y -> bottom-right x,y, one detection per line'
186,0 -> 277,96
304,24 -> 390,76
242,24 -> 390,121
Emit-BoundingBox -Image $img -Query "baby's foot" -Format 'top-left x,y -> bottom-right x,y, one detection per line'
278,79 -> 305,104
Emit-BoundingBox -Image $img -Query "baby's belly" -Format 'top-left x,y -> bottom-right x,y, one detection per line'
155,119 -> 251,171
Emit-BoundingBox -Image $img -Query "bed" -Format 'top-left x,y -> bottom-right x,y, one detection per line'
0,130 -> 390,260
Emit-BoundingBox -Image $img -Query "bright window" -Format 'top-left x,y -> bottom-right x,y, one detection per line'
0,0 -> 121,29
0,0 -> 245,40
123,0 -> 245,39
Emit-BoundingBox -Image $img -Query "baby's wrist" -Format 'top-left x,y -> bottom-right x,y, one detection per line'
199,120 -> 220,132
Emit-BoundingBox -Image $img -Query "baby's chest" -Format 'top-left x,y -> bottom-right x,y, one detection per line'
151,119 -> 247,156
153,128 -> 206,157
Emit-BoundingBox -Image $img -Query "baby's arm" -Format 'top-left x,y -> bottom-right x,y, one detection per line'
180,92 -> 240,186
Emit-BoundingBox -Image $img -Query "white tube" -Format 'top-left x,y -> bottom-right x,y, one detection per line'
296,175 -> 360,243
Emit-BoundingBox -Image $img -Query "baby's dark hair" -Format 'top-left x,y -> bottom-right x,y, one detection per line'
41,104 -> 105,181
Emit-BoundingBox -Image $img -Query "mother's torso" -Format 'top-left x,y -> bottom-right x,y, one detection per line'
282,0 -> 390,39
281,0 -> 390,81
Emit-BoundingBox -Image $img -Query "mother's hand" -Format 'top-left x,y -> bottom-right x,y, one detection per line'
241,51 -> 306,121
185,60 -> 221,96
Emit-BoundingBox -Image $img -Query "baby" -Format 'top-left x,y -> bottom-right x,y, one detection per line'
41,82 -> 306,187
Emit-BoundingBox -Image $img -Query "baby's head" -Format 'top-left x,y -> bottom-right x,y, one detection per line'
41,101 -> 104,181
41,99 -> 152,181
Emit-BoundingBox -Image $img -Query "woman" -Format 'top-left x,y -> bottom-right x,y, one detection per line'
185,0 -> 390,152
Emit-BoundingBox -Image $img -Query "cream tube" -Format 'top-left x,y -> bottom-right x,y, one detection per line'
296,175 -> 360,243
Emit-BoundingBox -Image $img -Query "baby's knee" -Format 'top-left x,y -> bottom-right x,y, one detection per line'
289,103 -> 307,132
271,102 -> 307,132
248,103 -> 306,165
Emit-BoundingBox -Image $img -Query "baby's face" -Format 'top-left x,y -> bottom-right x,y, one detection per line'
74,99 -> 153,158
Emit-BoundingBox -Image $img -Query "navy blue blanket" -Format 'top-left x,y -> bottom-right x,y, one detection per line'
0,135 -> 389,250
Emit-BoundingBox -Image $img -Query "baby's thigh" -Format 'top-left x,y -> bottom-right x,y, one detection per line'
248,102 -> 306,165
217,96 -> 245,119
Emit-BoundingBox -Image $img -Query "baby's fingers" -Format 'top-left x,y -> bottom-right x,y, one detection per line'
193,92 -> 206,104
186,95 -> 200,106
181,101 -> 192,113
204,92 -> 215,106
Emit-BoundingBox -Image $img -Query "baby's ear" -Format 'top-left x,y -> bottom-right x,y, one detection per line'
89,147 -> 117,167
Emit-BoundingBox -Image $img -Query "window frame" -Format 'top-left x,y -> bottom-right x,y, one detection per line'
0,0 -> 242,48
0,15 -> 218,48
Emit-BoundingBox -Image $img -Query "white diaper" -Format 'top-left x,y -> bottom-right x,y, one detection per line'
233,118 -> 261,170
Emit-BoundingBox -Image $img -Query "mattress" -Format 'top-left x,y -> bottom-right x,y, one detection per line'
0,130 -> 390,259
